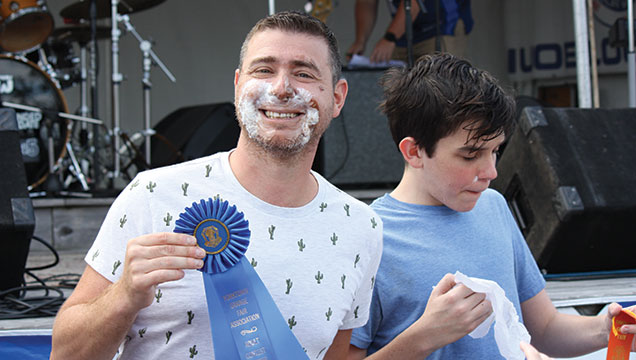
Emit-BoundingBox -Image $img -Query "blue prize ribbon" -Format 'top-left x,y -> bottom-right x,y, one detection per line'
175,198 -> 308,360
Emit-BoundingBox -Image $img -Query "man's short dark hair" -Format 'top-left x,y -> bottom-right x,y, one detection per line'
381,53 -> 516,157
238,10 -> 342,86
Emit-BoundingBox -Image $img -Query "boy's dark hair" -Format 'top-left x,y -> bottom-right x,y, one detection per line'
239,10 -> 342,86
381,53 -> 515,157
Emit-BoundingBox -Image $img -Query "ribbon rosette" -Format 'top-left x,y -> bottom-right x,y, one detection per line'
174,198 -> 308,360
174,198 -> 250,273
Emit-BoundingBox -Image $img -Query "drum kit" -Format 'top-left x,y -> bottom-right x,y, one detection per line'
0,0 -> 173,196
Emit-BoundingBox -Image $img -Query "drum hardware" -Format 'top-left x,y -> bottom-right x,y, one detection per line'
60,0 -> 166,20
2,101 -> 103,125
1,100 -> 103,193
0,0 -> 54,53
52,0 -> 171,189
119,13 -> 175,167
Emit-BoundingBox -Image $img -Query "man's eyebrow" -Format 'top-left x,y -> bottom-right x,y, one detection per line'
247,56 -> 322,77
248,56 -> 277,67
290,59 -> 322,76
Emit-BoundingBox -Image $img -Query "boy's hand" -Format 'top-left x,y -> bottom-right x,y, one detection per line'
408,273 -> 493,349
606,303 -> 636,352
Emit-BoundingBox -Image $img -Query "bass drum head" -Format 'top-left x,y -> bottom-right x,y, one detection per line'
0,55 -> 70,189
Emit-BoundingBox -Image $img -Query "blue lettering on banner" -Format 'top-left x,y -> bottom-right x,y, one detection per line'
507,38 -> 626,74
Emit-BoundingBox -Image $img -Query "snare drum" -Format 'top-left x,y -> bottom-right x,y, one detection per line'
0,0 -> 54,53
0,55 -> 70,189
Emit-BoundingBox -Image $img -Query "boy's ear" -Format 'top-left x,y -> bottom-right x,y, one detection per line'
398,137 -> 424,168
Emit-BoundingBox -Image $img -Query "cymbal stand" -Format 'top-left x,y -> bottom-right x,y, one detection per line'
119,13 -> 176,166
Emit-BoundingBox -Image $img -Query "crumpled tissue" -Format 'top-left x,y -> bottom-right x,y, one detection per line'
454,271 -> 530,360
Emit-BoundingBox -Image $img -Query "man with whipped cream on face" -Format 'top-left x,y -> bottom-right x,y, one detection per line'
51,11 -> 382,360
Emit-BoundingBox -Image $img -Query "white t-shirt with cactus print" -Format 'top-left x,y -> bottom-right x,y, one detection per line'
85,150 -> 383,360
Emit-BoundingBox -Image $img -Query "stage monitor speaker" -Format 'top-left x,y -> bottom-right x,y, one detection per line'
492,106 -> 636,274
317,69 -> 403,187
0,108 -> 35,294
150,103 -> 240,168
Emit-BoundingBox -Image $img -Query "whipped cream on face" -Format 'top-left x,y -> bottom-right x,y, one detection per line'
237,79 -> 319,149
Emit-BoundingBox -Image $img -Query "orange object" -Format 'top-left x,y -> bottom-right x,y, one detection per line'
607,309 -> 636,360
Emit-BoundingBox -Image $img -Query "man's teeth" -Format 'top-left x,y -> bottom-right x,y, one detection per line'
264,111 -> 299,118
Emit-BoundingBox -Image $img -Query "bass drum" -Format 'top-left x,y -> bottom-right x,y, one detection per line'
0,55 -> 70,189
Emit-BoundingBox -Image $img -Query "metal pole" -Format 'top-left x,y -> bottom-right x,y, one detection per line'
586,0 -> 599,108
572,0 -> 592,108
269,0 -> 275,15
142,41 -> 152,166
111,0 -> 122,179
628,0 -> 635,107
405,0 -> 413,68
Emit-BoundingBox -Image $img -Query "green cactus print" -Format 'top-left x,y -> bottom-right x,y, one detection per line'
341,274 -> 346,289
354,254 -> 360,268
285,279 -> 293,294
112,260 -> 121,275
163,212 -> 173,226
344,204 -> 350,216
146,181 -> 156,192
129,179 -> 140,190
119,214 -> 127,228
187,310 -> 194,324
371,217 -> 378,229
92,249 -> 100,261
325,307 -> 332,321
182,182 -> 189,196
268,225 -> 275,240
205,164 -> 212,177
330,233 -> 338,245
371,276 -> 375,289
288,315 -> 297,329
165,331 -> 172,344
315,271 -> 323,284
319,202 -> 327,212
251,258 -> 257,267
297,239 -> 306,251
155,289 -> 162,303
189,345 -> 198,358
138,327 -> 147,338
354,305 -> 359,319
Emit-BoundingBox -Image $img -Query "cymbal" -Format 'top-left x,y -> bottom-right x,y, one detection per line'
51,26 -> 111,44
60,0 -> 166,20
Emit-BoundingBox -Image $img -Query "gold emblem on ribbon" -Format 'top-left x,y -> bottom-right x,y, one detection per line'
202,225 -> 222,248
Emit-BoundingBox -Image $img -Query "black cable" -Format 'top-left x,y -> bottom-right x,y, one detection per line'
25,235 -> 59,271
0,236 -> 81,320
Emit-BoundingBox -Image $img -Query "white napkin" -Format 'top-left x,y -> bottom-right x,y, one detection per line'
454,271 -> 530,360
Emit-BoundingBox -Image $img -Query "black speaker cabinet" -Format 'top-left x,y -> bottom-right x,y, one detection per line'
150,103 -> 239,168
0,108 -> 35,294
317,69 -> 403,187
492,106 -> 636,274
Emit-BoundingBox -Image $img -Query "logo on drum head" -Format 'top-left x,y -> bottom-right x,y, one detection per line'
0,75 -> 14,94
